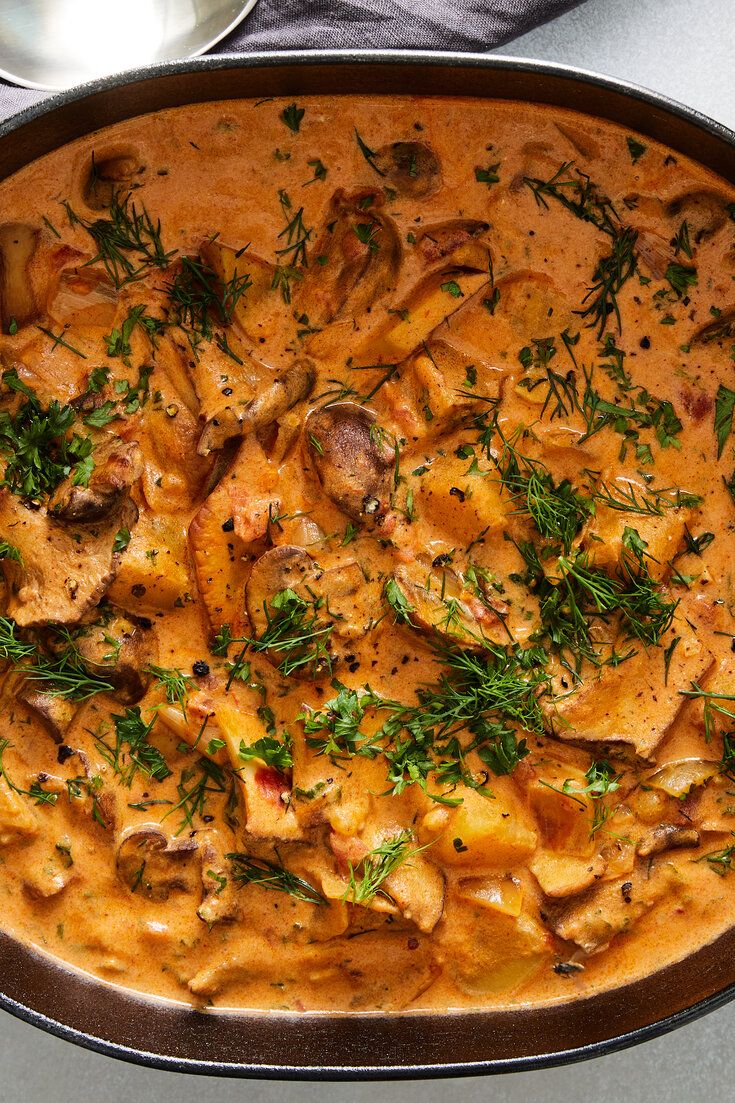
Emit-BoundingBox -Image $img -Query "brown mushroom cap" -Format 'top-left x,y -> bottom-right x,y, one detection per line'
374,141 -> 442,198
116,826 -> 199,900
246,546 -> 379,678
664,189 -> 729,242
304,403 -> 394,523
0,492 -> 139,628
83,152 -> 144,211
70,608 -> 158,703
17,686 -> 77,743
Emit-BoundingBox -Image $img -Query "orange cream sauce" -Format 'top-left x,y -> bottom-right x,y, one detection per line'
0,95 -> 733,1013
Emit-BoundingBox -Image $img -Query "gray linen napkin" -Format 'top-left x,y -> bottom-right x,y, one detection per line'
0,0 -> 583,123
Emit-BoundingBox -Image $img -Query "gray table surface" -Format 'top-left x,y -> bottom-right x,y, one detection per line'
0,0 -> 733,1098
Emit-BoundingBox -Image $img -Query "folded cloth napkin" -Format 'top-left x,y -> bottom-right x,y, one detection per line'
0,0 -> 583,124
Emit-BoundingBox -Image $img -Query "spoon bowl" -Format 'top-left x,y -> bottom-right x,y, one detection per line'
0,0 -> 257,91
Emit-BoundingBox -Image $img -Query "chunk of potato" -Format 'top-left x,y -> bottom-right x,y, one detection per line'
421,783 -> 537,868
455,875 -> 523,916
376,269 -> 489,361
413,451 -> 507,546
0,782 -> 37,847
439,898 -> 551,995
527,764 -> 594,855
201,242 -> 283,345
106,512 -> 193,614
529,851 -> 604,898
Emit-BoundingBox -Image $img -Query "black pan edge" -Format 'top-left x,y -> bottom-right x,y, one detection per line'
0,50 -> 734,1079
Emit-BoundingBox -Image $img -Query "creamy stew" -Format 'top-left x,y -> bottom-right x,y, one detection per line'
0,95 -> 733,1013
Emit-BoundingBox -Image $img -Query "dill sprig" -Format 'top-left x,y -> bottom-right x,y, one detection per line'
167,256 -> 251,341
696,833 -> 735,876
344,831 -> 417,904
227,853 -> 326,904
355,129 -> 386,177
0,737 -> 59,806
523,163 -> 638,336
679,684 -> 735,744
303,644 -> 545,797
276,189 -> 312,268
216,589 -> 335,684
96,707 -> 171,788
578,225 -> 638,336
64,192 -> 175,287
0,619 -> 115,700
492,423 -> 592,552
161,756 -> 236,835
105,305 -> 166,362
145,664 -> 194,715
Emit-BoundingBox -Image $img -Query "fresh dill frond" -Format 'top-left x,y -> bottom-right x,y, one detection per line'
167,256 -> 251,341
0,737 -> 58,806
276,189 -> 312,268
64,192 -> 175,287
146,664 -> 194,715
0,619 -> 115,700
227,853 -> 326,904
344,831 -> 417,904
97,707 -> 171,788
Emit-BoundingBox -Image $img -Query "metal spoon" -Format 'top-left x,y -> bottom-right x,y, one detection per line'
0,0 -> 257,91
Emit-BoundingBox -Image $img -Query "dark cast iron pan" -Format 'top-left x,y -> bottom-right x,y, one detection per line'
0,51 -> 734,1079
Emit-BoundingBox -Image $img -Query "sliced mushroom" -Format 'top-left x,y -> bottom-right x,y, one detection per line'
413,220 -> 490,270
543,864 -> 679,954
296,189 -> 402,328
0,489 -> 139,628
0,223 -> 39,333
636,822 -> 700,857
17,686 -> 77,742
551,623 -> 714,760
664,189 -> 729,242
373,141 -> 442,198
70,608 -> 157,703
83,152 -> 143,210
691,308 -> 735,347
116,827 -> 199,901
198,359 -> 315,455
245,545 -> 320,634
198,833 -> 241,925
304,403 -> 394,523
48,439 -> 143,524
